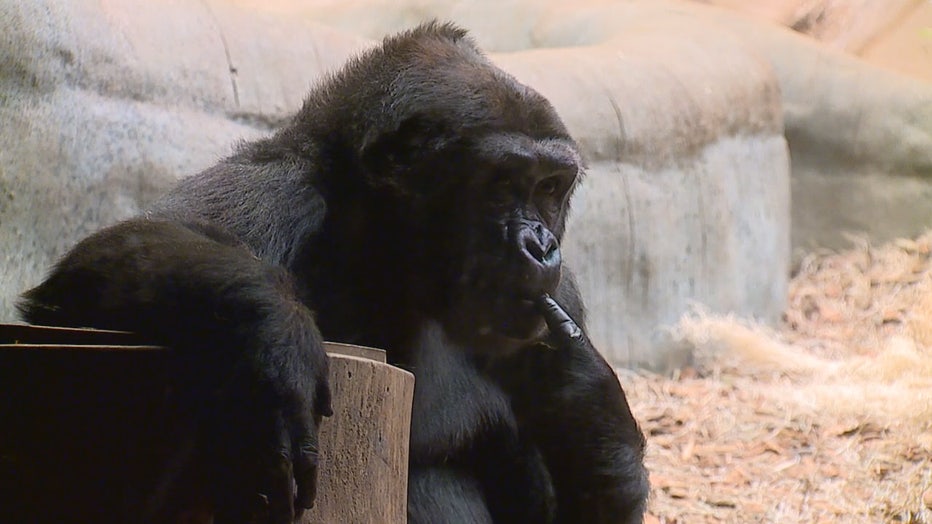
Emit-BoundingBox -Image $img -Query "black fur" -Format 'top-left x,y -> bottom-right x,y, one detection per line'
17,22 -> 647,523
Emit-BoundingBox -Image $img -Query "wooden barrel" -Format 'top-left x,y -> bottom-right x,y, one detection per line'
0,324 -> 413,523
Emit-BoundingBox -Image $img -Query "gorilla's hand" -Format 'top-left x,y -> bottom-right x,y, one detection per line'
531,294 -> 649,523
200,321 -> 332,524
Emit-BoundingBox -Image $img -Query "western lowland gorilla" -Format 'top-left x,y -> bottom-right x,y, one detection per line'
16,21 -> 647,524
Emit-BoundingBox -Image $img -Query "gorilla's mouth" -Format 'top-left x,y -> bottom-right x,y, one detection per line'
486,294 -> 547,341
450,255 -> 558,345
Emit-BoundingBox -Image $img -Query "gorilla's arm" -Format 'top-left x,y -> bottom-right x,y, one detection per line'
17,218 -> 331,523
490,282 -> 649,524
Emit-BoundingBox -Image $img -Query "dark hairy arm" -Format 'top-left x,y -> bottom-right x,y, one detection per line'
490,286 -> 649,523
18,218 -> 331,523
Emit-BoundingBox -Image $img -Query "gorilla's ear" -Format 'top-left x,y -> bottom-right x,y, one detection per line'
359,114 -> 452,187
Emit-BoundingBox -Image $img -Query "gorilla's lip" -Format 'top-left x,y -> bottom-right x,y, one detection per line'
518,293 -> 552,311
488,297 -> 546,339
511,296 -> 541,316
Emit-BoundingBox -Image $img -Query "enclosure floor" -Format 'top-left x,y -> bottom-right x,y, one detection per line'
630,232 -> 932,523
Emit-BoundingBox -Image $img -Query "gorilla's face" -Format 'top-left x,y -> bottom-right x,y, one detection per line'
436,133 -> 581,350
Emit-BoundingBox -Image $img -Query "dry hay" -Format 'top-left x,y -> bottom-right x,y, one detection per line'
625,232 -> 932,523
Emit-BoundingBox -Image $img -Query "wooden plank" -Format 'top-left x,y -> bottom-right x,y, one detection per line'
325,341 -> 387,363
0,323 -> 144,345
0,324 -> 412,523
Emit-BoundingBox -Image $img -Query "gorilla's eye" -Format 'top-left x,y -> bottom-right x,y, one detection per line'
537,177 -> 561,196
491,173 -> 513,191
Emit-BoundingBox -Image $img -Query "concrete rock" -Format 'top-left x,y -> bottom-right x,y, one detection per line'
0,0 -> 366,316
652,0 -> 932,249
692,0 -> 932,84
686,2 -> 932,250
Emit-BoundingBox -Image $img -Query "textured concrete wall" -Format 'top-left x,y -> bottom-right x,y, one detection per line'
0,0 -> 365,316
566,139 -> 789,370
546,0 -> 932,251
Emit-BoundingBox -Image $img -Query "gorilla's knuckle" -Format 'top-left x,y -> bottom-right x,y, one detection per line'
274,448 -> 292,467
297,443 -> 320,466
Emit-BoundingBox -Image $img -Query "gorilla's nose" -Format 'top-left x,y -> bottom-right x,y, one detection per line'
516,222 -> 561,292
523,227 -> 560,267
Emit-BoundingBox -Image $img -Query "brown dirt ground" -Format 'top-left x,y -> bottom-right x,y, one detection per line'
625,232 -> 932,523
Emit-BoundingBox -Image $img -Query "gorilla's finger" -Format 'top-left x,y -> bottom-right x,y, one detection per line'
293,433 -> 321,510
265,450 -> 295,524
535,294 -> 583,341
316,381 -> 334,418
263,419 -> 296,524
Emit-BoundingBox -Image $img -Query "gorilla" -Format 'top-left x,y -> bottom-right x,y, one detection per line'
16,22 -> 648,524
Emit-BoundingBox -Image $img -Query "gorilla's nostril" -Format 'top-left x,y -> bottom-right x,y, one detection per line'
524,236 -> 546,262
542,242 -> 560,266
523,236 -> 560,272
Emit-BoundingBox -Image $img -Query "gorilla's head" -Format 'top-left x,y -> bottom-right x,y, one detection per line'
300,22 -> 582,351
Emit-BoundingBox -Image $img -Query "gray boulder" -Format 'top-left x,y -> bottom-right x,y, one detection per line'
564,0 -> 932,250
